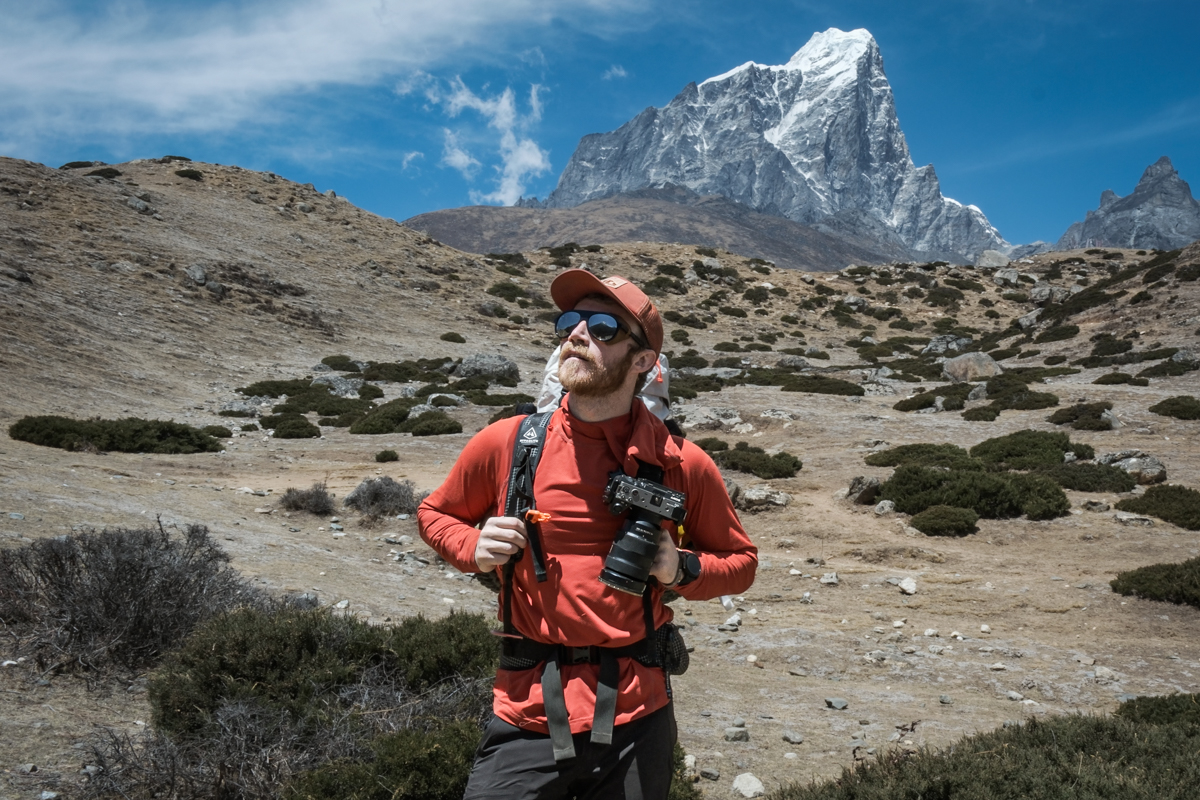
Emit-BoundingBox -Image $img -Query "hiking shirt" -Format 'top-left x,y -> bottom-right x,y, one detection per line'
418,396 -> 757,735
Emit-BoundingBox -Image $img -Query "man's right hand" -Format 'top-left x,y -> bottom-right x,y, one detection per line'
475,516 -> 528,573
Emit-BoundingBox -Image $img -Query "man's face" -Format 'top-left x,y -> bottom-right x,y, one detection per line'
558,299 -> 647,399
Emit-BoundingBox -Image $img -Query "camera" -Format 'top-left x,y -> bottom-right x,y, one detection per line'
599,472 -> 687,596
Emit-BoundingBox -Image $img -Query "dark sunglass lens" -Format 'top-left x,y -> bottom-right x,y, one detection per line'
587,314 -> 621,341
554,311 -> 582,338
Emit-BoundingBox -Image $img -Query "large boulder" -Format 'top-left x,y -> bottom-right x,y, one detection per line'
312,374 -> 364,398
847,476 -> 880,505
1098,450 -> 1167,484
678,406 -> 743,431
1016,308 -> 1043,330
922,335 -> 973,356
738,485 -> 792,510
976,250 -> 1011,268
993,268 -> 1020,288
454,353 -> 519,382
942,352 -> 1003,383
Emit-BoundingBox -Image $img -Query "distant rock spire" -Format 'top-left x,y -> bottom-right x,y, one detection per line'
1056,156 -> 1200,251
544,28 -> 1006,263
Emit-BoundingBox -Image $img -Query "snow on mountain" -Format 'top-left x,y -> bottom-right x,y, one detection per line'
1056,157 -> 1200,251
542,28 -> 1006,263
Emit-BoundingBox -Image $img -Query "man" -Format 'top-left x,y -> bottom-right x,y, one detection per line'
418,269 -> 757,800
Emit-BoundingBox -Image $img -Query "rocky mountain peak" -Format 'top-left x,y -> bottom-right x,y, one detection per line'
1057,156 -> 1200,251
542,28 -> 1005,264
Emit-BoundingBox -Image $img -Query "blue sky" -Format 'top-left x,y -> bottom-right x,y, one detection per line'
3,0 -> 1197,246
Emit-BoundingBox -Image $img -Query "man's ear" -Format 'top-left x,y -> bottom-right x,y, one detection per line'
632,348 -> 658,374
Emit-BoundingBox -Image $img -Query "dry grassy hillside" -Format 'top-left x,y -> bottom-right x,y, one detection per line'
4,155 -> 1200,798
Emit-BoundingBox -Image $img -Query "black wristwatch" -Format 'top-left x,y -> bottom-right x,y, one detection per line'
672,550 -> 701,587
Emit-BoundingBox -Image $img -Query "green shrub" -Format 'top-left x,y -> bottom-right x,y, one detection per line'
358,383 -> 384,401
1044,354 -> 1068,365
742,286 -> 770,305
864,443 -> 973,469
238,379 -> 314,397
486,281 -> 527,302
1091,337 -> 1134,357
1118,693 -> 1200,726
350,398 -> 416,434
1001,291 -> 1029,302
241,423 -> 260,431
672,354 -> 708,369
719,305 -> 748,318
781,375 -> 864,396
201,425 -> 232,438
1150,396 -> 1200,420
962,406 -> 1000,421
893,384 -> 972,413
1034,325 -> 1080,343
806,350 -> 830,360
910,505 -> 978,536
175,168 -> 204,181
1037,462 -> 1136,493
714,441 -> 801,479
1138,359 -> 1199,378
345,476 -> 426,517
280,483 -> 336,515
1007,472 -> 1074,519
321,355 -> 360,372
161,155 -> 192,163
1116,485 -> 1200,530
463,390 -> 535,407
9,415 -> 222,454
399,410 -> 462,436
1094,372 -> 1149,386
61,160 -> 99,169
87,167 -> 122,179
984,374 -> 1059,411
714,341 -> 743,352
924,286 -> 964,307
767,712 -> 1200,800
283,721 -> 481,800
375,449 -> 399,463
694,437 -> 729,453
272,415 -> 321,439
149,607 -> 498,739
970,429 -> 1093,469
219,409 -> 253,417
1047,401 -> 1114,430
880,465 -> 1025,519
0,524 -> 261,673
1111,557 -> 1200,608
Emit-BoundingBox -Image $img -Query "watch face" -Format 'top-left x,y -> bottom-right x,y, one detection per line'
682,552 -> 701,580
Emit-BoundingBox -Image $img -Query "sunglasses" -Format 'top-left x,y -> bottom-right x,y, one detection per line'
554,309 -> 648,349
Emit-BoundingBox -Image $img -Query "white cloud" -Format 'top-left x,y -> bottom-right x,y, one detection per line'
431,80 -> 550,205
441,131 -> 480,177
0,0 -> 648,147
602,64 -> 628,80
401,151 -> 424,170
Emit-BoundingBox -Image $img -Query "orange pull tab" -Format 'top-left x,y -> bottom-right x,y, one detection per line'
525,510 -> 552,524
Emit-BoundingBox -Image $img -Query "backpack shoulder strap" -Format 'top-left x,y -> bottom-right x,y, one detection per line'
499,411 -> 553,638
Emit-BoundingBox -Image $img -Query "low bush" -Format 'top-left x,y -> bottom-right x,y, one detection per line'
375,449 -> 399,463
969,429 -> 1094,469
201,425 -> 232,438
1118,692 -> 1200,726
87,167 -> 122,179
1138,360 -> 1199,378
349,398 -> 417,434
1047,401 -> 1114,430
344,476 -> 426,518
399,410 -> 462,436
280,483 -> 336,515
781,375 -> 864,396
1094,372 -> 1149,386
321,355 -> 360,372
694,437 -> 729,453
910,505 -> 978,536
672,354 -> 708,369
1149,395 -> 1200,420
175,168 -> 204,181
486,281 -> 527,302
440,332 -> 466,343
719,305 -> 748,318
864,443 -> 973,469
1037,462 -> 1136,493
893,383 -> 972,413
238,379 -> 313,397
880,465 -> 1023,519
272,415 -> 321,439
9,415 -> 222,454
961,406 -> 1000,421
241,423 -> 260,431
1044,354 -> 1067,365
768,712 -> 1200,800
462,390 -> 534,407
1111,557 -> 1200,608
1116,485 -> 1200,530
1034,325 -> 1080,344
714,441 -> 802,479
0,524 -> 261,673
219,409 -> 254,417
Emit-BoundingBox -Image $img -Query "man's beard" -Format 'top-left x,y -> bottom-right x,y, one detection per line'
559,344 -> 637,399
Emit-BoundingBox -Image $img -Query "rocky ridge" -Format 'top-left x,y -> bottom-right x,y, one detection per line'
1057,157 -> 1200,251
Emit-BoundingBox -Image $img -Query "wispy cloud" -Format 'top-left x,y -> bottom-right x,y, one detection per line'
0,0 -> 647,149
602,64 -> 628,80
428,79 -> 550,204
401,151 -> 424,170
949,96 -> 1200,175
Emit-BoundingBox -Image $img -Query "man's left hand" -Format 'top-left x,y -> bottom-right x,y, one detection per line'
649,526 -> 681,586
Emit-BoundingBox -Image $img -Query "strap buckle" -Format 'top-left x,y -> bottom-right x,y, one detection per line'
563,645 -> 597,665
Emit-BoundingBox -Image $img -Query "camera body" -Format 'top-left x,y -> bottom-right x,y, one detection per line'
599,472 -> 687,596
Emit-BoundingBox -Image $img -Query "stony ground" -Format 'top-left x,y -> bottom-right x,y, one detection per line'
3,155 -> 1200,799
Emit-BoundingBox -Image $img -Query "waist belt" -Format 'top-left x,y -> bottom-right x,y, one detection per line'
499,634 -> 661,762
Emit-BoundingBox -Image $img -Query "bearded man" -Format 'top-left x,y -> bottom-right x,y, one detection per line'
418,269 -> 757,800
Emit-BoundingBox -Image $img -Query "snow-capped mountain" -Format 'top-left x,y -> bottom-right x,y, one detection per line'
541,28 -> 1007,263
1056,157 -> 1200,251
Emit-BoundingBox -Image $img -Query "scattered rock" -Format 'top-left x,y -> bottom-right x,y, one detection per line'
921,334 -> 973,355
993,268 -> 1020,287
825,697 -> 849,710
819,572 -> 839,585
1114,513 -> 1154,527
454,353 -> 519,382
788,667 -> 809,676
1094,666 -> 1119,681
1016,308 -> 1043,330
847,475 -> 880,505
977,250 -> 1010,268
990,662 -> 1008,671
775,355 -> 810,371
311,374 -> 364,397
725,727 -> 750,742
737,485 -> 791,510
679,405 -> 743,431
899,578 -> 917,595
782,730 -> 804,744
939,695 -> 954,705
184,264 -> 207,285
1006,691 -> 1024,701
1082,501 -> 1110,513
732,773 -> 765,798
700,767 -> 721,781
873,500 -> 895,516
942,351 -> 1003,383
334,599 -> 350,609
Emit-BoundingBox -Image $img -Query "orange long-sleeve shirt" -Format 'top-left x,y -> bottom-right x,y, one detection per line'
418,397 -> 757,735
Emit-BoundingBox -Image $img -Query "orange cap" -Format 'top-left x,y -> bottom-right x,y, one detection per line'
550,269 -> 663,355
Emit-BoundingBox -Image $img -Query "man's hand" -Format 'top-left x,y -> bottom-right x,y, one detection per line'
475,516 -> 528,573
649,526 -> 681,586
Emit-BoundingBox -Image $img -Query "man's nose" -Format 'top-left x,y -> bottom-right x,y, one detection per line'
567,318 -> 590,343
